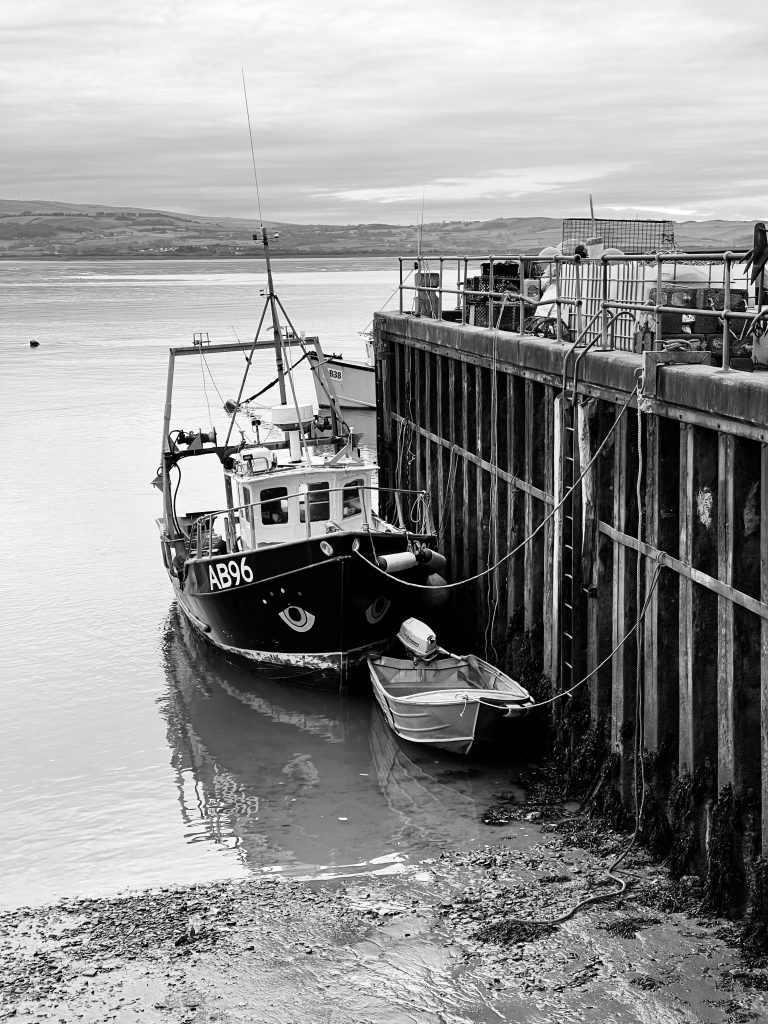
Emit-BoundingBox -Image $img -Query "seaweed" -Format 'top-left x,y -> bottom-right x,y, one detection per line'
704,784 -> 742,917
741,856 -> 768,962
588,752 -> 632,830
473,919 -> 556,946
666,768 -> 709,879
636,746 -> 675,860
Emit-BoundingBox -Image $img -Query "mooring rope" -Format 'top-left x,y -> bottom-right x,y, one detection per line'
356,383 -> 640,591
459,561 -> 662,715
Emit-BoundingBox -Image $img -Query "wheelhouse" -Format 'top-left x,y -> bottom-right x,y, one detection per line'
227,446 -> 377,549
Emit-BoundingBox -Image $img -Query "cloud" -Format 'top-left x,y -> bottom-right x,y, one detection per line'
321,165 -> 628,206
1,0 -> 766,223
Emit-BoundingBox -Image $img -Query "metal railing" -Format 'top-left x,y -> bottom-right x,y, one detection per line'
397,252 -> 768,371
186,485 -> 434,559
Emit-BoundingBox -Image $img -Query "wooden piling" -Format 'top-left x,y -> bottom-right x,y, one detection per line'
718,433 -> 737,790
476,365 -> 486,639
542,388 -> 555,681
762,443 -> 768,850
678,423 -> 696,774
524,380 -> 544,632
448,357 -> 458,573
435,354 -> 445,547
506,375 -> 525,624
611,410 -> 635,801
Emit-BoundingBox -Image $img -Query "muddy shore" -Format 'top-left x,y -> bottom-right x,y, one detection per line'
3,809 -> 768,1024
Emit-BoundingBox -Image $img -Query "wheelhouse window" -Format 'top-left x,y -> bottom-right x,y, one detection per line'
261,486 -> 289,525
342,479 -> 364,519
299,482 -> 330,523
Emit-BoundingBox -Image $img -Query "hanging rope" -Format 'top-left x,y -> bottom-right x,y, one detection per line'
506,376 -> 655,929
484,298 -> 507,661
437,444 -> 459,543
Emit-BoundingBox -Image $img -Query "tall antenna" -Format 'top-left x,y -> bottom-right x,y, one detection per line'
241,69 -> 264,228
589,193 -> 596,234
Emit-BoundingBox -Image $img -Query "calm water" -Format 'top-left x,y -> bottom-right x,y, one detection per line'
0,259 -> 524,910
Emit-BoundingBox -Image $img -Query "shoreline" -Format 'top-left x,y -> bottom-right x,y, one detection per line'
4,809 -> 768,1023
0,252 -> 405,262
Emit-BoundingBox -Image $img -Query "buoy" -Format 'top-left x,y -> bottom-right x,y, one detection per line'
29,339 -> 40,348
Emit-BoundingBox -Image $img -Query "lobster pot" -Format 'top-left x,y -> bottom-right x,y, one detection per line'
468,300 -> 521,331
648,286 -> 749,355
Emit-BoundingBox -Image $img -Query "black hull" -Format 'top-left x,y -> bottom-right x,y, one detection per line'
168,531 -> 447,685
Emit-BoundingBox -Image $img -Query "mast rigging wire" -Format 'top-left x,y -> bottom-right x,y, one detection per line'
241,69 -> 264,229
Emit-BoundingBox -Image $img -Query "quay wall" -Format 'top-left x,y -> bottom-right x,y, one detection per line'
374,311 -> 768,914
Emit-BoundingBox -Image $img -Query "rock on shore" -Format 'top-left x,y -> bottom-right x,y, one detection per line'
2,816 -> 768,1023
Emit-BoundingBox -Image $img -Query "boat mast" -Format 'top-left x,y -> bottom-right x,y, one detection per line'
260,226 -> 288,406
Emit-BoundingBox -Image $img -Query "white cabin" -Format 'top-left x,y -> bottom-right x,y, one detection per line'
226,445 -> 378,548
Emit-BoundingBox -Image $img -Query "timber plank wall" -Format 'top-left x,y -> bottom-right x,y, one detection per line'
374,311 -> 768,912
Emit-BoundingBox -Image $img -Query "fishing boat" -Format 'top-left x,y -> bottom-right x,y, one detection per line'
368,619 -> 534,754
156,228 -> 448,686
307,337 -> 376,414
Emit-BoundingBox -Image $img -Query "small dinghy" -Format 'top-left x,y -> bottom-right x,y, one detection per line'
367,619 -> 534,755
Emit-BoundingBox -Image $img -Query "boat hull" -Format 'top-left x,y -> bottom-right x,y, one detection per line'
368,655 -> 532,753
311,355 -> 375,412
169,532 -> 447,686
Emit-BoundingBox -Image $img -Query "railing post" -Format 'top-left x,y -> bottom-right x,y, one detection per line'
438,257 -> 444,320
574,256 -> 583,341
463,257 -> 469,325
488,255 -> 494,328
601,255 -> 610,348
518,255 -> 526,335
722,252 -> 732,371
554,255 -> 562,343
655,255 -> 663,350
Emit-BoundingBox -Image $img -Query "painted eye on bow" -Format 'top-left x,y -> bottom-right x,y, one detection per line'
365,597 -> 391,624
279,606 -> 316,632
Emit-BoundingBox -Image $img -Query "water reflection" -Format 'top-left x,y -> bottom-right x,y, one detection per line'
158,605 -> 524,879
369,709 -> 484,831
158,606 -> 373,874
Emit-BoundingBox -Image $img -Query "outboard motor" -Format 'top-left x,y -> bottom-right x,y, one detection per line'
397,618 -> 440,661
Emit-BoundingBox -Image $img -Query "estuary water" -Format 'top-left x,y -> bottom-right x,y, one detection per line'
0,258 -> 525,910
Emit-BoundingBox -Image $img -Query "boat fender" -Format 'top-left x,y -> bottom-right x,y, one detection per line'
421,573 -> 449,612
415,548 -> 447,573
376,551 -> 418,573
425,572 -> 447,588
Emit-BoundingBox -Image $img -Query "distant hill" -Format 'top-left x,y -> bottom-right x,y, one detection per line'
0,199 -> 757,258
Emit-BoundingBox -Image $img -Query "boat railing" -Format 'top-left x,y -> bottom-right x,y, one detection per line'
186,485 -> 435,559
396,251 -> 768,371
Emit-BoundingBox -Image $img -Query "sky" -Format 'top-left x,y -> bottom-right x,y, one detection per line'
2,0 -> 767,225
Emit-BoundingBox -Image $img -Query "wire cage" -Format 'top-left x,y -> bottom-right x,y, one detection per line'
562,218 -> 676,254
